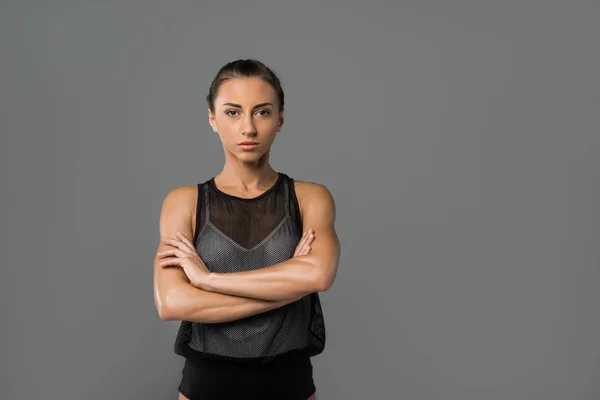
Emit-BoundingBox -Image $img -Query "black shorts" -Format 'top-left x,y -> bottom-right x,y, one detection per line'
178,354 -> 316,400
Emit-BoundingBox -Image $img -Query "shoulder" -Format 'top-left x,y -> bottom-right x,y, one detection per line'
158,184 -> 200,237
292,179 -> 336,221
162,184 -> 198,205
160,184 -> 199,216
293,179 -> 334,202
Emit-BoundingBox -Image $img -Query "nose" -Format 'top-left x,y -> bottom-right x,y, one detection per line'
241,113 -> 257,137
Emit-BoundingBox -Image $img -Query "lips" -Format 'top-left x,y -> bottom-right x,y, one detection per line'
239,142 -> 259,151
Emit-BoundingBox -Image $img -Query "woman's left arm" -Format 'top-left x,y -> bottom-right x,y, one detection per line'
201,182 -> 341,301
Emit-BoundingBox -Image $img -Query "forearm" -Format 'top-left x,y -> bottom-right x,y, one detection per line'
163,281 -> 301,323
202,256 -> 322,301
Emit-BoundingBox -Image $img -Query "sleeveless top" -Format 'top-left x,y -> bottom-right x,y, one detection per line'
174,172 -> 326,366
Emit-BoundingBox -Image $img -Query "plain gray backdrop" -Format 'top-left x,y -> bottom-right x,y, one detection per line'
1,1 -> 599,399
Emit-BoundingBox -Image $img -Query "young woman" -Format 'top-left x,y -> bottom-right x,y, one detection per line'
153,59 -> 341,400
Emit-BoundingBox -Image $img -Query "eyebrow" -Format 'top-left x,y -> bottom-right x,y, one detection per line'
221,102 -> 273,110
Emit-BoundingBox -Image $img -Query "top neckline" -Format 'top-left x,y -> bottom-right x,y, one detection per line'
209,172 -> 283,201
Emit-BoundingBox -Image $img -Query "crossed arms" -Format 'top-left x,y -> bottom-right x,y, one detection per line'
153,182 -> 340,324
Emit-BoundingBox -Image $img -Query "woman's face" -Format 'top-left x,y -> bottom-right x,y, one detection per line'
208,77 -> 284,164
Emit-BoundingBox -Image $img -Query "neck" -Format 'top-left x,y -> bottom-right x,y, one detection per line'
217,151 -> 278,188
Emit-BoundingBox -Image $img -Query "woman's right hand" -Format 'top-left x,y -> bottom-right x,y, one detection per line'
293,228 -> 314,257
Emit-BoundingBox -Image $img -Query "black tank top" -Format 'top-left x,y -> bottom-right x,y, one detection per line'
174,172 -> 326,366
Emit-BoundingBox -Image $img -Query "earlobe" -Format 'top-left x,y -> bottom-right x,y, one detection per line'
208,109 -> 217,132
208,115 -> 218,133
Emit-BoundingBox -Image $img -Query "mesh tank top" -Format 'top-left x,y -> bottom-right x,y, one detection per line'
174,172 -> 326,366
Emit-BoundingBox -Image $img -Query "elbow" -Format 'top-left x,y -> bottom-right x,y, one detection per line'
316,277 -> 333,292
156,289 -> 211,323
313,272 -> 333,293
309,261 -> 336,293
158,304 -> 176,321
314,264 -> 338,292
157,301 -> 175,321
156,292 -> 181,321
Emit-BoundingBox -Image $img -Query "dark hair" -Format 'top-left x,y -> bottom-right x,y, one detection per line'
206,59 -> 285,113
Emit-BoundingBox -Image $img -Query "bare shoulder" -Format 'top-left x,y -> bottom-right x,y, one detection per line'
161,184 -> 198,212
293,179 -> 334,201
167,184 -> 197,198
293,179 -> 336,222
159,184 -> 199,237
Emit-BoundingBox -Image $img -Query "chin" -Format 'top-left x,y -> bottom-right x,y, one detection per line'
236,150 -> 265,161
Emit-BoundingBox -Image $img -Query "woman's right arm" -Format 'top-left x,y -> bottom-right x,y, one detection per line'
154,186 -> 302,324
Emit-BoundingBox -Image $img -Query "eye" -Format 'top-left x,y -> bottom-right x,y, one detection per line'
225,110 -> 240,117
256,109 -> 271,117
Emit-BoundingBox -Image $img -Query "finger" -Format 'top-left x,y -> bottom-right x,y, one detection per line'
160,258 -> 182,268
303,229 -> 314,240
297,229 -> 313,251
161,237 -> 182,249
294,231 -> 309,256
157,249 -> 187,259
298,245 -> 307,256
300,232 -> 315,254
300,245 -> 312,256
157,249 -> 181,258
161,237 -> 193,254
176,232 -> 197,253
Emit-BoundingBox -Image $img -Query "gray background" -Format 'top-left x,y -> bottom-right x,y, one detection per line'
1,1 -> 599,399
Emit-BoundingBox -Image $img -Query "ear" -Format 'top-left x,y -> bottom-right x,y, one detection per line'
208,108 -> 218,133
277,108 -> 284,132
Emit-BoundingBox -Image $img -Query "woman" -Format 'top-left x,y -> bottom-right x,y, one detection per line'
153,59 -> 341,400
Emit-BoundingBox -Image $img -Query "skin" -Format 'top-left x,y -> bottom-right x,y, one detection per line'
154,77 -> 339,400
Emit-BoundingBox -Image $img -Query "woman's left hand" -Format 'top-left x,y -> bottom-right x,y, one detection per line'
157,232 -> 211,290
